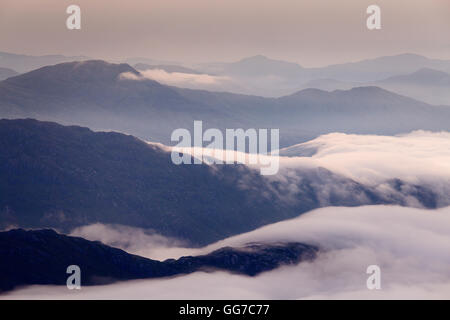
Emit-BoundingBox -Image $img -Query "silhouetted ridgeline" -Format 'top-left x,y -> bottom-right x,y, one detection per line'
0,228 -> 318,292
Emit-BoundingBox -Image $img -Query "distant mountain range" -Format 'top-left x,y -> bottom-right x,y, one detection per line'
1,60 -> 449,147
0,228 -> 318,292
0,118 -> 298,245
198,54 -> 450,82
195,54 -> 450,96
1,51 -> 449,97
306,53 -> 450,82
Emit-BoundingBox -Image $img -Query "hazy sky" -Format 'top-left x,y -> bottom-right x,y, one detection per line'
1,0 -> 449,66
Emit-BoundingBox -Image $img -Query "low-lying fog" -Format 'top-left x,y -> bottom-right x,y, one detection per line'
3,205 -> 450,299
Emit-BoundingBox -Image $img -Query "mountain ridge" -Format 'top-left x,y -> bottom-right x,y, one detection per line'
300,68 -> 450,105
0,118 -> 446,246
0,67 -> 18,81
0,51 -> 91,73
1,59 -> 450,147
0,228 -> 318,292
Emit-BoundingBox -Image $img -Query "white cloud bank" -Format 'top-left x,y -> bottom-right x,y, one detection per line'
3,205 -> 450,299
120,69 -> 237,91
279,130 -> 450,185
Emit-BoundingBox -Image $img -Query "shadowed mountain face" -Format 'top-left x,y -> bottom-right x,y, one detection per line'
1,60 -> 450,147
0,119 -> 445,246
0,228 -> 318,292
193,54 -> 450,96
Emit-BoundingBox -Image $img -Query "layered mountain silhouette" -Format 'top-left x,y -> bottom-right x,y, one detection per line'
1,60 -> 449,147
0,119 -> 444,245
0,119 -> 297,245
381,68 -> 450,86
0,228 -> 318,292
301,68 -> 450,105
0,67 -> 18,81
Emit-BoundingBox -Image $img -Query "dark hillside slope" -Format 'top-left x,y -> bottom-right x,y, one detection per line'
0,119 -> 296,245
0,229 -> 318,292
